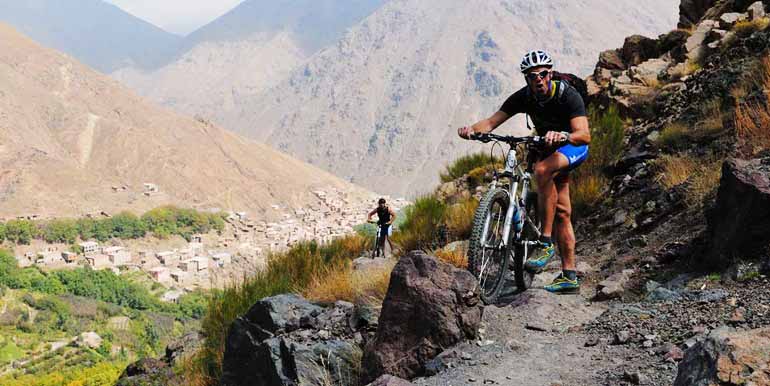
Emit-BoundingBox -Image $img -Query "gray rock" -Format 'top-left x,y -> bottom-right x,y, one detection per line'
718,12 -> 746,27
75,332 -> 102,349
425,349 -> 459,376
695,289 -> 729,303
686,20 -> 718,62
707,157 -> 770,269
293,340 -> 363,386
596,270 -> 634,300
678,0 -> 719,28
647,287 -> 682,302
349,302 -> 380,330
614,330 -> 633,345
748,1 -> 766,20
629,58 -> 670,82
165,332 -> 201,367
674,327 -> 770,385
361,251 -> 483,383
221,337 -> 292,386
612,209 -> 628,227
244,294 -> 324,333
645,280 -> 662,293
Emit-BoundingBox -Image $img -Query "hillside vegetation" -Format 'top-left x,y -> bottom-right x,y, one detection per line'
0,249 -> 205,385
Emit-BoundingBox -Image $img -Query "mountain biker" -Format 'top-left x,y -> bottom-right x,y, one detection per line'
457,50 -> 591,293
367,198 -> 396,257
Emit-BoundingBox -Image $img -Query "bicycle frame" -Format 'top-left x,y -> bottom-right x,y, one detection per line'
479,146 -> 541,250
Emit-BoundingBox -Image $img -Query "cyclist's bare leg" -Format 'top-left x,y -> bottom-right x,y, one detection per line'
555,178 -> 577,271
534,152 -> 570,238
385,235 -> 394,255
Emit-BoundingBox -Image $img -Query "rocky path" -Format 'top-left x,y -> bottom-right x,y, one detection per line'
413,273 -> 612,386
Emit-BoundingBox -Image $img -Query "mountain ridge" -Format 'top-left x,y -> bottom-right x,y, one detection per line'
0,22 -> 372,219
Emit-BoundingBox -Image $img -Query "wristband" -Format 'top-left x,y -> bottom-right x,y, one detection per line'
559,131 -> 571,143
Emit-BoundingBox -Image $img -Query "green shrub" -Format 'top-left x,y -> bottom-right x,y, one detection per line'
192,234 -> 368,384
391,195 -> 447,252
439,153 -> 500,183
41,218 -> 78,244
4,219 -> 38,245
571,105 -> 626,215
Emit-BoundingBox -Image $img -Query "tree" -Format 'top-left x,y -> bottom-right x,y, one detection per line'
42,219 -> 78,244
110,212 -> 147,239
4,220 -> 38,244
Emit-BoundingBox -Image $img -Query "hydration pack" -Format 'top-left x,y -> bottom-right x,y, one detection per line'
551,71 -> 590,107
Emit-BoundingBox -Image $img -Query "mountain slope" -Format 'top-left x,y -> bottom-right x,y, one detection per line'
112,0 -> 385,129
182,0 -> 385,54
0,0 -> 181,73
204,0 -> 679,195
0,23 -> 371,219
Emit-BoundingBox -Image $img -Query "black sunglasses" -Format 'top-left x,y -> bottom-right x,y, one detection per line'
526,70 -> 551,81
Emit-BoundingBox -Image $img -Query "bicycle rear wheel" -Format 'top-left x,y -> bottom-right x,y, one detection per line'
513,191 -> 539,291
468,188 -> 511,304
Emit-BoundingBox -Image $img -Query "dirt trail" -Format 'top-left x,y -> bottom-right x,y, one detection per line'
414,273 -> 614,386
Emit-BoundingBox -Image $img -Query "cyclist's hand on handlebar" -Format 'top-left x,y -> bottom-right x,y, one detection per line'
544,131 -> 569,147
458,126 -> 476,139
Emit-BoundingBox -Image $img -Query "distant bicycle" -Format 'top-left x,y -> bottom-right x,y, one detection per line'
467,133 -> 544,304
368,220 -> 385,258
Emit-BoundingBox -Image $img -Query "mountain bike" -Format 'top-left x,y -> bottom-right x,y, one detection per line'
368,220 -> 384,258
467,133 -> 544,304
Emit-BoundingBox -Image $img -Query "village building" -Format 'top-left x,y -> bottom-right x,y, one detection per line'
85,254 -> 111,269
79,241 -> 100,256
161,290 -> 184,303
169,269 -> 188,285
103,246 -> 131,265
149,267 -> 171,283
156,251 -> 178,266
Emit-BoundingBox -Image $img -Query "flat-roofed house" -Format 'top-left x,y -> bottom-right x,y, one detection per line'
79,241 -> 99,256
149,267 -> 170,283
104,246 -> 131,265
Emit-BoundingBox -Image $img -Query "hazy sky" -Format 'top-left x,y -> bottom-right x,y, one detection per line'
105,0 -> 245,35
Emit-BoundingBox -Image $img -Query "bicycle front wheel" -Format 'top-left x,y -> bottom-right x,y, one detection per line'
468,188 -> 511,304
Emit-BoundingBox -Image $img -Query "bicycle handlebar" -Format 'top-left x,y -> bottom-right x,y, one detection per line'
470,133 -> 544,145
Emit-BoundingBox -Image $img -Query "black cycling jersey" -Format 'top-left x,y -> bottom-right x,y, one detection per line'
500,80 -> 587,136
376,206 -> 392,225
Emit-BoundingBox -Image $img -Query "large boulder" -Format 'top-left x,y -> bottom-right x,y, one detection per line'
707,157 -> 770,269
621,35 -> 660,67
361,251 -> 483,383
679,0 -> 720,28
597,49 -> 626,71
221,296 -> 362,386
115,358 -> 179,386
686,20 -> 718,62
165,331 -> 201,367
674,327 -> 770,385
243,293 -> 324,333
658,30 -> 690,63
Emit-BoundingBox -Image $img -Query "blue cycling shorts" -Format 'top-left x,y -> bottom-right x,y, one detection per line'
556,144 -> 589,171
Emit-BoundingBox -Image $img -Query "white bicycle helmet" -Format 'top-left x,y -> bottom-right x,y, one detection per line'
520,50 -> 554,73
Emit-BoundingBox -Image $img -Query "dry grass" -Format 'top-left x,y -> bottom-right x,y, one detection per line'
657,154 -> 698,189
695,100 -> 725,135
445,198 -> 478,240
640,75 -> 661,89
303,260 -> 395,307
686,160 -> 722,207
733,17 -> 770,38
656,155 -> 722,207
434,248 -> 468,269
735,101 -> 770,155
657,122 -> 690,148
571,173 -> 608,214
